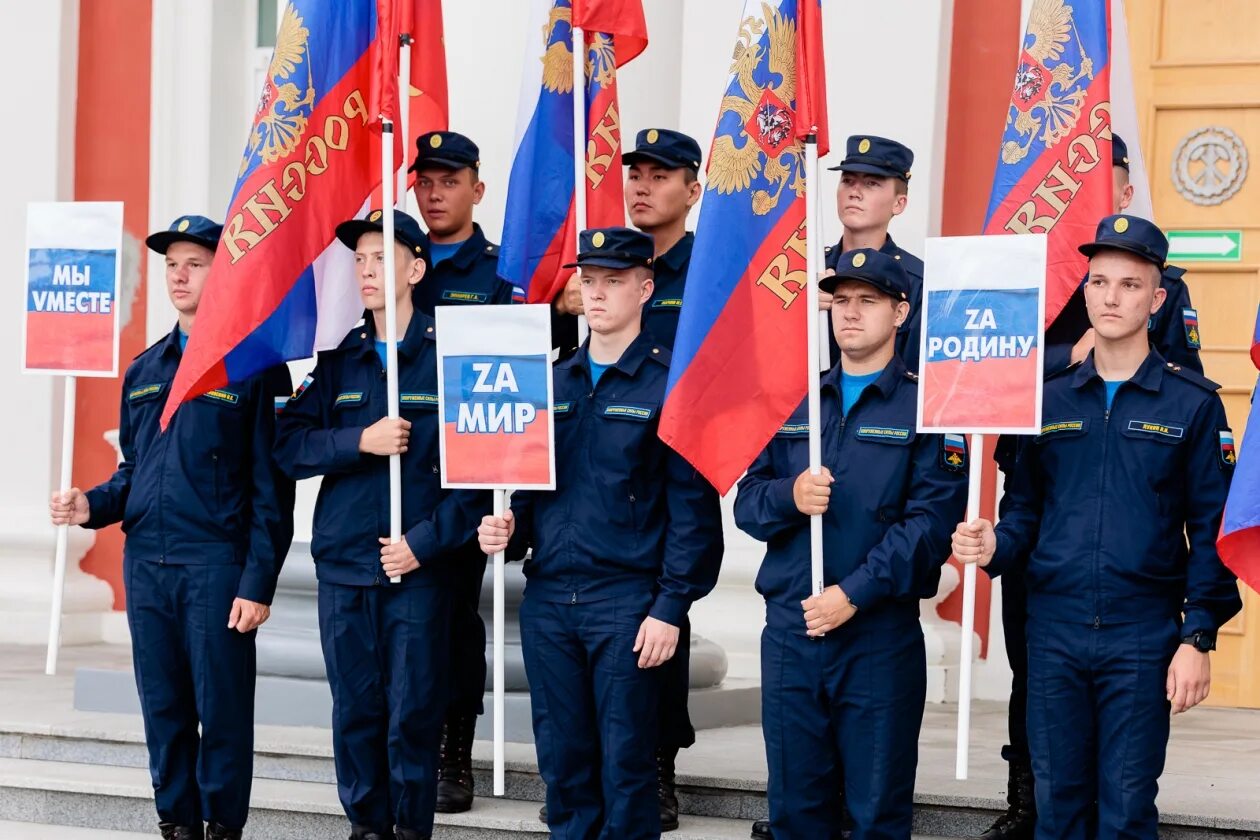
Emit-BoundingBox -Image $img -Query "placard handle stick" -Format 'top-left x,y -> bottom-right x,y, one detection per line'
46,375 -> 76,676
381,120 -> 404,585
804,134 -> 824,597
493,489 -> 507,796
955,431 -> 984,779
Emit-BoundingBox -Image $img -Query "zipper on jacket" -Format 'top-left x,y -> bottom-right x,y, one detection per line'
1091,400 -> 1111,628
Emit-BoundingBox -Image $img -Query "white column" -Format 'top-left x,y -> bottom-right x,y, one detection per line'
0,0 -> 115,645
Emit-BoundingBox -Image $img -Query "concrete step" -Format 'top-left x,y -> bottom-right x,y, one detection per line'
0,821 -> 154,839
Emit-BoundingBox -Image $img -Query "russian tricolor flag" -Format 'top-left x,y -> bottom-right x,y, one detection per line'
162,0 -> 416,426
497,0 -> 647,305
658,0 -> 828,494
1218,305 -> 1260,594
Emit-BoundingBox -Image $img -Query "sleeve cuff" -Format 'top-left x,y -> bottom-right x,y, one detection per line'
404,522 -> 436,565
1181,607 -> 1217,638
770,477 -> 800,520
236,565 -> 278,605
82,488 -> 117,530
332,427 -> 366,469
985,532 -> 1015,578
838,569 -> 882,612
648,593 -> 689,627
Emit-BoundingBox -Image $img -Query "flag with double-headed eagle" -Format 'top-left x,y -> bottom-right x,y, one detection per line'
658,0 -> 828,494
982,0 -> 1112,327
1218,305 -> 1260,594
162,0 -> 397,427
497,0 -> 648,305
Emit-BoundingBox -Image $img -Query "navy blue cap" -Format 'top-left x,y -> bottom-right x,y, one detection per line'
409,131 -> 480,173
820,248 -> 909,301
1078,214 -> 1168,268
564,227 -> 655,270
145,215 -> 222,254
1112,133 -> 1130,172
335,208 -> 427,257
828,135 -> 914,182
623,128 -> 702,170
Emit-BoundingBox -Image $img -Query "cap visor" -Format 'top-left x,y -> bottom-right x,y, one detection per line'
623,150 -> 695,170
144,231 -> 218,255
827,161 -> 904,179
1078,241 -> 1162,266
334,220 -> 381,251
408,156 -> 473,173
563,256 -> 648,270
819,272 -> 894,297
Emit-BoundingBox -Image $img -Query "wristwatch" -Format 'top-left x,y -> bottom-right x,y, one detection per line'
1181,631 -> 1216,653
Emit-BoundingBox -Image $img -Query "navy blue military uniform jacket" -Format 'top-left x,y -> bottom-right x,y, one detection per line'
84,327 -> 295,604
989,352 -> 1242,635
507,333 -> 724,627
274,312 -> 488,587
825,235 -> 925,371
735,356 -> 968,634
415,224 -> 519,315
641,232 -> 692,351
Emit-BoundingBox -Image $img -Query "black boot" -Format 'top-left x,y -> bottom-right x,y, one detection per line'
750,819 -> 772,840
538,804 -> 548,824
349,826 -> 385,840
657,746 -> 681,831
435,710 -> 477,813
394,829 -> 430,840
205,824 -> 242,840
158,825 -> 203,840
979,759 -> 1036,839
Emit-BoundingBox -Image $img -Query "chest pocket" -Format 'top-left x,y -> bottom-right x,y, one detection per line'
593,400 -> 660,475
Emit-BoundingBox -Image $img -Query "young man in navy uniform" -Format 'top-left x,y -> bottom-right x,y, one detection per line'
623,126 -> 704,829
274,209 -> 488,840
477,227 -> 724,840
821,135 -> 924,371
954,216 -> 1241,840
50,216 -> 295,840
737,249 -> 968,840
409,129 -> 520,814
983,137 -> 1207,840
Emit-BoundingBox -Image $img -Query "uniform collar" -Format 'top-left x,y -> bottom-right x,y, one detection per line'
655,231 -> 694,273
835,232 -> 899,258
1071,348 -> 1167,393
425,223 -> 489,272
344,309 -> 436,361
563,330 -> 667,381
158,324 -> 184,359
821,353 -> 907,398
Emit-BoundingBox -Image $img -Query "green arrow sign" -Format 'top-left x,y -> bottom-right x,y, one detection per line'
1166,230 -> 1242,262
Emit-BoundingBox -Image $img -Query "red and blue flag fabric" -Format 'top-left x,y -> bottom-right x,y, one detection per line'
657,0 -> 828,494
496,0 -> 647,305
1218,305 -> 1260,594
982,0 -> 1113,326
163,0 -> 395,427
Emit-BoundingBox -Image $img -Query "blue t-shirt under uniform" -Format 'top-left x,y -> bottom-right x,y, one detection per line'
428,240 -> 465,266
840,369 -> 882,415
1104,379 -> 1123,410
178,330 -> 189,352
589,357 -> 611,387
374,340 -> 401,369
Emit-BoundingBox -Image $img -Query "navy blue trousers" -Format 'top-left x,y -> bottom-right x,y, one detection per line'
761,617 -> 926,840
124,555 -> 256,829
1026,617 -> 1179,840
447,551 -> 488,716
521,590 -> 662,840
317,581 -> 452,835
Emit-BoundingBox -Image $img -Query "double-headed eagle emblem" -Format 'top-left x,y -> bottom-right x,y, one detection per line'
541,3 -> 617,95
1001,0 -> 1095,165
245,5 -> 316,171
707,4 -> 804,216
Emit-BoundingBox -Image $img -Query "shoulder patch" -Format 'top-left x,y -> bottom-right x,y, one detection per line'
289,374 -> 314,404
1182,308 -> 1201,350
941,433 -> 967,472
511,284 -> 527,303
1220,430 -> 1237,467
274,395 -> 289,415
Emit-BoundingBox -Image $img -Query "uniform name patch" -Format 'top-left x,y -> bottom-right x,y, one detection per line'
442,290 -> 488,303
202,389 -> 239,405
777,422 -> 810,437
1039,419 -> 1085,436
1183,308 -> 1201,350
554,401 -> 573,415
1127,420 -> 1183,439
400,392 -> 438,406
1220,430 -> 1237,466
604,404 -> 654,421
942,433 -> 967,471
128,384 -> 163,402
652,298 -> 683,309
335,391 -> 365,407
856,426 -> 910,442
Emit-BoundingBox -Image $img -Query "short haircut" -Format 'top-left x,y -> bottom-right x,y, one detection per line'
893,178 -> 908,197
682,167 -> 699,185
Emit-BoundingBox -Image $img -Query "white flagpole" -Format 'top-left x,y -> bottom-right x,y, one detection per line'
572,25 -> 589,345
396,34 -> 412,210
805,134 -> 824,598
955,432 -> 984,779
492,489 -> 507,796
45,375 -> 76,675
381,120 -> 404,585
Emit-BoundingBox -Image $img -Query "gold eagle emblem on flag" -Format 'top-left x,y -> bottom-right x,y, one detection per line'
707,4 -> 805,216
244,5 -> 316,170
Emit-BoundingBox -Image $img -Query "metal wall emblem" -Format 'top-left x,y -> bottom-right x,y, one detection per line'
1171,126 -> 1249,206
